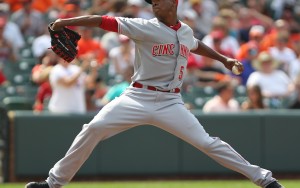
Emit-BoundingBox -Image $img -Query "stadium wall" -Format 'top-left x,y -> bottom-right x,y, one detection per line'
5,110 -> 300,181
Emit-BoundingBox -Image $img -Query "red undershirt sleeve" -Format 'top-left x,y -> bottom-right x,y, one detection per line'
99,15 -> 118,33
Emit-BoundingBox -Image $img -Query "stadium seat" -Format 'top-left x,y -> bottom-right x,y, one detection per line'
234,85 -> 247,97
11,73 -> 32,85
18,59 -> 37,73
2,96 -> 34,111
182,86 -> 217,109
98,63 -> 115,86
20,47 -> 34,58
3,86 -> 18,97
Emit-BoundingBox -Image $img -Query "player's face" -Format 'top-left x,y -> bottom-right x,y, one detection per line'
151,0 -> 176,20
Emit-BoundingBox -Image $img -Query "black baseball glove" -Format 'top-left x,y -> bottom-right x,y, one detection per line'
48,22 -> 81,63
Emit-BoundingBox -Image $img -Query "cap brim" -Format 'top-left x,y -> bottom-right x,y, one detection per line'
145,0 -> 152,4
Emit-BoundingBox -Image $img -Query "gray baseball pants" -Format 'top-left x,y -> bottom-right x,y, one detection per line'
46,87 -> 276,188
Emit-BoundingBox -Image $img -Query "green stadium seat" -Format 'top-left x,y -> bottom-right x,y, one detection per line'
20,47 -> 33,58
182,86 -> 217,109
11,73 -> 32,85
0,87 -> 6,101
234,85 -> 247,97
20,85 -> 38,100
25,36 -> 35,46
2,96 -> 34,110
3,86 -> 18,97
18,59 -> 37,73
98,63 -> 115,86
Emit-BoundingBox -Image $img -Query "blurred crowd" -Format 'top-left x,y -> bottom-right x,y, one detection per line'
0,0 -> 300,114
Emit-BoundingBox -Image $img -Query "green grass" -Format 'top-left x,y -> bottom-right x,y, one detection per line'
1,180 -> 300,188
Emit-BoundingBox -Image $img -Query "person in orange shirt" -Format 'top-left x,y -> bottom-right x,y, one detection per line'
31,0 -> 56,13
4,0 -> 21,12
5,0 -> 66,13
77,27 -> 107,65
260,19 -> 293,52
236,25 -> 265,62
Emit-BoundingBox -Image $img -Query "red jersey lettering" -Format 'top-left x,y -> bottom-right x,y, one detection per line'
152,43 -> 175,57
179,44 -> 189,59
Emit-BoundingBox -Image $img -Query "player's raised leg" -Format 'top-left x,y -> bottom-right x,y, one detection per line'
26,89 -> 154,188
152,95 -> 281,188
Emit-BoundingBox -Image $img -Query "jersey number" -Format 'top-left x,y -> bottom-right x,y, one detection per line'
178,66 -> 184,81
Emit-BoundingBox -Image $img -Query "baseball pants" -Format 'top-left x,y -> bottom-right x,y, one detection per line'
46,87 -> 275,188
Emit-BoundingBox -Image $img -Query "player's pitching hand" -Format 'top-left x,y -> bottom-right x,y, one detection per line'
224,58 -> 244,75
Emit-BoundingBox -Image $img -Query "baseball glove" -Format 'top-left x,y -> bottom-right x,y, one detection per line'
48,23 -> 81,62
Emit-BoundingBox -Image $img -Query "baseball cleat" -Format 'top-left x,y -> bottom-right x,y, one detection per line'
266,181 -> 285,188
25,181 -> 49,188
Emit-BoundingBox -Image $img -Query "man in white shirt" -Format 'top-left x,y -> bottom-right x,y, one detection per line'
203,82 -> 239,113
48,59 -> 89,114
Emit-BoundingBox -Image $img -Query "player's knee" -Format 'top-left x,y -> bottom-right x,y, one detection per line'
84,121 -> 106,133
197,137 -> 221,151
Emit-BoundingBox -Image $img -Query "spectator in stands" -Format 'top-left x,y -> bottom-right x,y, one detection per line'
100,31 -> 120,53
244,1 -> 274,28
108,34 -> 134,79
218,8 -> 239,39
247,51 -> 294,106
260,19 -> 290,51
193,31 -> 231,89
202,81 -> 240,113
126,0 -> 153,19
241,85 -> 265,110
5,0 -> 65,13
98,65 -> 134,106
290,35 -> 300,82
0,7 -> 24,58
88,0 -> 116,15
289,74 -> 300,109
77,26 -> 107,65
4,0 -> 22,12
31,0 -> 60,13
31,25 -> 51,62
202,16 -> 239,58
237,25 -> 265,62
10,0 -> 45,37
270,0 -> 295,19
181,9 -> 204,40
0,17 -> 16,63
85,75 -> 107,112
58,1 -> 81,22
235,42 -> 258,86
31,51 -> 58,112
183,54 -> 202,90
280,3 -> 300,33
48,59 -> 90,114
237,7 -> 273,44
0,69 -> 6,85
83,59 -> 101,112
269,31 -> 299,81
181,0 -> 218,36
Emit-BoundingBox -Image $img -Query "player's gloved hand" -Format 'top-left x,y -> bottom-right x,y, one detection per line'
48,22 -> 81,63
224,58 -> 244,74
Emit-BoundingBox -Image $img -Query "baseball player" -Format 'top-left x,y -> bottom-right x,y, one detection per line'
26,0 -> 284,188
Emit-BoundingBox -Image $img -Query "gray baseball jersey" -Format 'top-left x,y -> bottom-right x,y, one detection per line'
45,17 -> 277,188
116,17 -> 198,90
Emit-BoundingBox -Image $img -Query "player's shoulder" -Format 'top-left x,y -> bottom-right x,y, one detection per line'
117,17 -> 157,25
178,20 -> 194,33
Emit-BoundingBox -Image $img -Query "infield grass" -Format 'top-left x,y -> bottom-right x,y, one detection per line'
1,180 -> 300,188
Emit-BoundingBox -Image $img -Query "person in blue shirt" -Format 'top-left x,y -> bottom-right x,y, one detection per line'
99,66 -> 133,106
